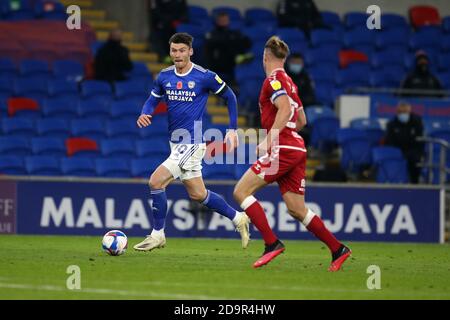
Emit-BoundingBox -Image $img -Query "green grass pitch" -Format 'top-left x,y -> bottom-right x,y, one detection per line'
0,235 -> 449,300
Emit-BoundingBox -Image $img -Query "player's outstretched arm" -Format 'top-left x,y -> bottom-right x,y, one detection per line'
217,85 -> 239,150
137,92 -> 161,128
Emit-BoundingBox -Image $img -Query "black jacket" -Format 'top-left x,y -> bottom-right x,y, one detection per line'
287,70 -> 316,107
276,0 -> 323,30
94,40 -> 133,82
385,113 -> 425,157
401,68 -> 444,98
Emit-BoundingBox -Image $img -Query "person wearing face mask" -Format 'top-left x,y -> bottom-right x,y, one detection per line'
285,53 -> 316,107
204,12 -> 252,84
400,51 -> 444,98
384,101 -> 425,183
94,29 -> 133,83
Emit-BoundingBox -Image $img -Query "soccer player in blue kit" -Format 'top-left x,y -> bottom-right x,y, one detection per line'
133,33 -> 250,251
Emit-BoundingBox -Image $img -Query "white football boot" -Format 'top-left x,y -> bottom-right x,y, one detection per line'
234,212 -> 251,249
133,231 -> 166,252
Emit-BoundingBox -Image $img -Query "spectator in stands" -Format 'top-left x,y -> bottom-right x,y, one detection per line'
286,53 -> 316,107
276,0 -> 325,39
400,51 -> 444,98
148,0 -> 188,63
94,29 -> 133,83
384,101 -> 425,184
204,12 -> 252,84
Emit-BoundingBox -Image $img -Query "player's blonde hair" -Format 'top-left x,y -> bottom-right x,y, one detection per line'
264,36 -> 290,60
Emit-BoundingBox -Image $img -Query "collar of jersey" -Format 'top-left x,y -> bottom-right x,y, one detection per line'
271,67 -> 285,75
174,62 -> 195,77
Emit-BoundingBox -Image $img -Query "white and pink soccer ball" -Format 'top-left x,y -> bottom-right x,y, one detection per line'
102,230 -> 128,256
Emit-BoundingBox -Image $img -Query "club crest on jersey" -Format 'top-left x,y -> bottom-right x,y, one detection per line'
215,74 -> 223,84
166,82 -> 172,87
188,81 -> 195,89
177,81 -> 183,89
270,80 -> 282,90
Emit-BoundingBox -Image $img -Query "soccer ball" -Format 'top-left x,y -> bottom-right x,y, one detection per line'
102,230 -> 128,256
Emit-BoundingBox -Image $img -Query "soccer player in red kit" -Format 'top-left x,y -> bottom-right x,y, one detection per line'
233,36 -> 351,271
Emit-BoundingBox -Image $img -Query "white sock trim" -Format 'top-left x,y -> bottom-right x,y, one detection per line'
232,211 -> 242,225
302,208 -> 316,227
240,196 -> 257,211
151,228 -> 165,238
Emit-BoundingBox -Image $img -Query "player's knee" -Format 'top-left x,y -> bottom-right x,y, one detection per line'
189,190 -> 207,202
148,175 -> 163,190
288,206 -> 308,222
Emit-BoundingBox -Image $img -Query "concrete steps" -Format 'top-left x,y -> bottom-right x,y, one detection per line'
130,52 -> 159,63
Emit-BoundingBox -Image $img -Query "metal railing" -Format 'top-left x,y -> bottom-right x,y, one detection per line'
416,136 -> 450,185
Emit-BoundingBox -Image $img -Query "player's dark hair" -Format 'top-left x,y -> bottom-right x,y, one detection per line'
265,36 -> 290,60
169,33 -> 193,48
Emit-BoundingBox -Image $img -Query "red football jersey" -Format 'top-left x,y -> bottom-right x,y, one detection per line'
258,68 -> 304,147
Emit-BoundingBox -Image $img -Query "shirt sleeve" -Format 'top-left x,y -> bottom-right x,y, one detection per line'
150,73 -> 165,99
205,70 -> 227,95
267,77 -> 288,104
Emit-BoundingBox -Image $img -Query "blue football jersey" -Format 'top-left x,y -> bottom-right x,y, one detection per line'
150,63 -> 226,144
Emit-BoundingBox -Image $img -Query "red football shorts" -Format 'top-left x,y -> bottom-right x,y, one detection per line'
251,145 -> 307,195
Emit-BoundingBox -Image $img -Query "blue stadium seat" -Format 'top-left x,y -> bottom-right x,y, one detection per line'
437,53 -> 450,72
344,12 -> 368,29
409,27 -> 441,51
95,158 -> 130,178
343,29 -> 376,48
441,34 -> 450,52
139,115 -> 170,139
188,5 -> 209,22
321,11 -> 341,28
305,47 -> 340,67
369,68 -> 404,88
110,100 -> 141,120
1,118 -> 35,137
203,163 -> 236,180
336,66 -> 370,89
0,58 -> 16,77
275,27 -> 306,44
235,163 -> 251,179
0,136 -> 30,156
52,60 -> 84,82
129,62 -> 153,82
245,8 -> 276,26
242,25 -> 276,43
47,79 -> 78,99
350,118 -> 384,146
372,146 -> 409,183
135,139 -> 170,158
77,100 -> 110,119
131,158 -> 163,177
234,61 -> 265,83
36,119 -> 70,138
100,138 -> 136,158
310,29 -> 342,48
0,77 -> 14,96
371,49 -> 406,68
0,156 -> 26,175
115,80 -> 148,101
314,83 -> 335,106
375,29 -> 410,50
25,156 -> 61,176
211,6 -> 242,21
306,107 -> 340,150
14,77 -> 48,101
71,119 -> 105,140
337,128 -> 372,172
42,98 -> 78,119
423,119 -> 450,134
238,78 -> 264,110
80,80 -> 112,99
1,0 -> 35,21
31,137 -> 66,156
60,158 -> 96,177
19,59 -> 50,77
444,16 -> 450,33
175,23 -> 205,41
309,65 -> 337,84
438,72 -> 450,90
106,119 -> 140,139
381,13 -> 408,29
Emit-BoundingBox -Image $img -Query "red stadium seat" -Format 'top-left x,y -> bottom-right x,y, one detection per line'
65,137 -> 98,157
409,5 -> 441,28
7,97 -> 40,117
339,50 -> 369,68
